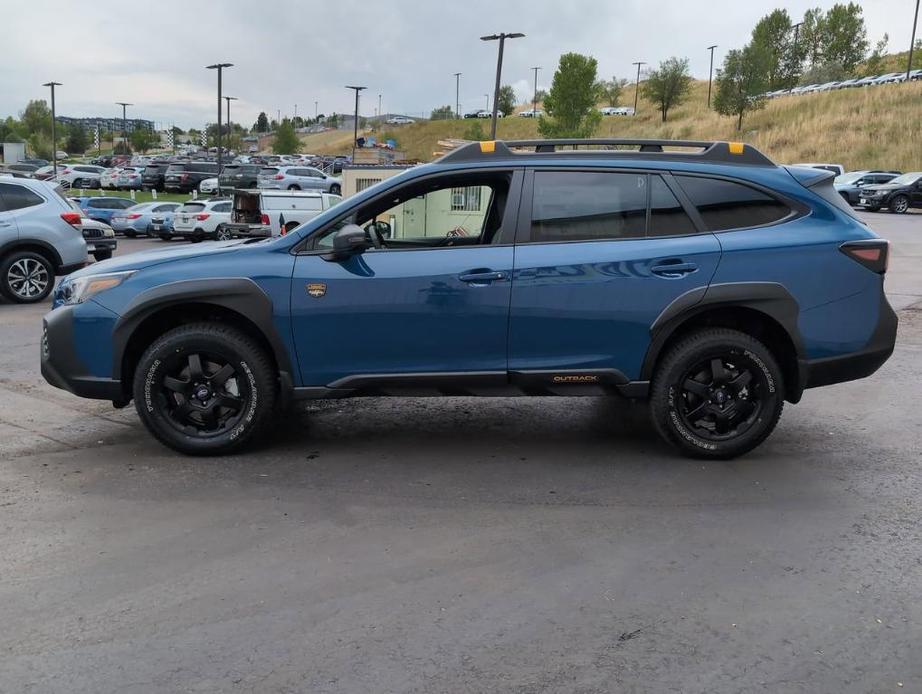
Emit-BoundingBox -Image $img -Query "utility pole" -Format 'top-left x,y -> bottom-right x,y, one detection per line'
345,85 -> 366,160
908,0 -> 920,82
480,32 -> 525,138
43,82 -> 62,177
314,101 -> 318,120
453,72 -> 462,118
294,103 -> 297,120
378,94 -> 382,120
531,66 -> 541,115
632,61 -> 646,115
205,62 -> 232,174
706,45 -> 718,107
115,101 -> 132,155
223,96 -> 237,148
485,93 -> 490,111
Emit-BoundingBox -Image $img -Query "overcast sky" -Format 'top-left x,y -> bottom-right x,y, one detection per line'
2,0 -> 912,130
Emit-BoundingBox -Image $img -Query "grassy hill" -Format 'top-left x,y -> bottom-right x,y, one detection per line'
302,79 -> 922,171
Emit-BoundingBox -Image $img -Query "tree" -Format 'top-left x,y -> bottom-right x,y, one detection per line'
798,60 -> 849,85
254,111 -> 270,133
822,2 -> 869,72
20,100 -> 52,137
497,85 -> 516,116
863,34 -> 889,76
534,89 -> 548,103
130,128 -> 156,153
65,124 -> 88,154
272,118 -> 299,154
642,57 -> 692,122
799,7 -> 827,68
539,52 -> 601,138
463,121 -> 485,141
430,105 -> 454,120
751,9 -> 801,89
714,43 -> 770,130
596,78 -> 626,107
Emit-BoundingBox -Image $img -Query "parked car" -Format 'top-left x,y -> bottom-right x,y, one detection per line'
76,215 -> 117,262
870,72 -> 903,86
199,177 -> 220,195
385,116 -> 416,125
2,163 -> 38,177
32,165 -> 59,181
163,161 -> 220,193
256,166 -> 342,194
599,106 -> 634,115
217,164 -> 262,191
110,202 -> 183,238
792,162 -> 845,177
57,164 -> 108,189
140,163 -> 173,191
226,189 -> 342,238
834,171 -> 901,205
22,158 -> 49,168
116,167 -> 144,191
858,171 -> 922,213
74,196 -> 137,224
167,199 -> 233,242
41,138 -> 897,459
0,178 -> 87,303
518,109 -> 544,118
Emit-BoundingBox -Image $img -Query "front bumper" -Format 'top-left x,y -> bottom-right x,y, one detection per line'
86,238 -> 117,254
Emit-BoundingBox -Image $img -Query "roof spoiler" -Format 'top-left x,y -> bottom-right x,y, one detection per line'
784,165 -> 836,188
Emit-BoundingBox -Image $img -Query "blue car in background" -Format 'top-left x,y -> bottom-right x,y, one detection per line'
71,196 -> 137,225
42,138 -> 897,460
109,202 -> 183,238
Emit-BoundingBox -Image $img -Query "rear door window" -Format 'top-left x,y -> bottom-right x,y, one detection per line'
675,176 -> 791,231
649,176 -> 697,237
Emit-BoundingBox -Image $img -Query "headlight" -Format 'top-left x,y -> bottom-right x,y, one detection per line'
103,228 -> 115,237
58,271 -> 135,305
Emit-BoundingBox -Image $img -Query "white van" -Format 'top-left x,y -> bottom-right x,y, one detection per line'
227,189 -> 342,238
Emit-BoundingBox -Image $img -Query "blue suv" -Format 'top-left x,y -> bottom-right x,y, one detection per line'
41,139 -> 897,459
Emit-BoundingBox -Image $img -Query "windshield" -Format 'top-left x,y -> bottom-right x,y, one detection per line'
886,172 -> 922,186
835,172 -> 867,184
259,168 -> 279,176
166,164 -> 186,173
178,203 -> 206,212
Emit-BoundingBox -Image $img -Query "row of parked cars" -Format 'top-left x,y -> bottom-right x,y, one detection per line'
788,163 -> 922,214
764,69 -> 922,98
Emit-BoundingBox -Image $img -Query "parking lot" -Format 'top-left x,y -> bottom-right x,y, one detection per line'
1,212 -> 920,692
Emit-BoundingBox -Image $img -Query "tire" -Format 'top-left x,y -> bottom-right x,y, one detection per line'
215,225 -> 232,241
865,205 -> 881,212
159,235 -> 172,241
123,230 -> 137,239
329,184 -> 341,195
889,195 -> 909,214
93,250 -> 113,262
132,322 -> 277,455
0,250 -> 55,304
287,184 -> 301,191
650,328 -> 784,459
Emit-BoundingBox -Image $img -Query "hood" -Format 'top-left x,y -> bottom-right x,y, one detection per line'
862,183 -> 901,191
65,240 -> 251,279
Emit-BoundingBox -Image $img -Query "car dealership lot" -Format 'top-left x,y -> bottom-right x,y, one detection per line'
1,213 -> 921,692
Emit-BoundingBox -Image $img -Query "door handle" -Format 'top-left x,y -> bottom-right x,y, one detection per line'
459,270 -> 508,283
651,261 -> 698,278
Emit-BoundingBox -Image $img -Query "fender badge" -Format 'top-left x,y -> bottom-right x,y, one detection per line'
306,282 -> 327,298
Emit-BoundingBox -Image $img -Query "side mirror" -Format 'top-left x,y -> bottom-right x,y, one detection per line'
324,224 -> 368,261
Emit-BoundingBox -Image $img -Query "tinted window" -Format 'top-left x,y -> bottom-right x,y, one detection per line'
223,166 -> 240,172
153,204 -> 178,212
212,203 -> 232,212
114,199 -> 135,209
260,168 -> 279,176
166,164 -> 187,173
676,176 -> 791,231
649,176 -> 697,236
530,171 -> 646,242
178,203 -> 206,212
0,183 -> 44,211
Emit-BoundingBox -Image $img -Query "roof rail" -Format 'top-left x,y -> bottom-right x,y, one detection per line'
436,138 -> 775,167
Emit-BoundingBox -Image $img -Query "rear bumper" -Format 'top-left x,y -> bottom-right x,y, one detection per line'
41,306 -> 122,401
226,223 -> 271,238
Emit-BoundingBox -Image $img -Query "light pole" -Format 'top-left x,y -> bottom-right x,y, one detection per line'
345,85 -> 366,160
531,66 -> 541,115
453,72 -> 462,118
484,93 -> 490,111
314,100 -> 318,120
632,61 -> 646,115
223,96 -> 238,149
378,94 -> 382,121
480,32 -> 525,138
206,62 -> 232,174
908,0 -> 920,82
115,101 -> 132,155
706,45 -> 718,107
43,82 -> 61,177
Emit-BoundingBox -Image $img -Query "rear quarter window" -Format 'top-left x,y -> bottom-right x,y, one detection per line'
675,176 -> 792,231
0,183 -> 44,211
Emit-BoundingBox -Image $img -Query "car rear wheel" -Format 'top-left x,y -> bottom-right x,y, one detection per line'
889,195 -> 909,214
0,251 -> 55,304
287,184 -> 300,190
123,230 -> 137,239
93,250 -> 112,262
650,328 -> 784,459
133,323 -> 277,455
215,225 -> 232,241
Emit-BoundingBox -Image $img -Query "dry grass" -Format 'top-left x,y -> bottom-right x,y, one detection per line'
300,79 -> 922,170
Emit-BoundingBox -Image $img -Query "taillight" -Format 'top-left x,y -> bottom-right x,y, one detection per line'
274,174 -> 284,180
840,240 -> 889,274
62,168 -> 71,174
180,173 -> 189,181
126,213 -> 142,220
260,213 -> 270,225
195,213 -> 211,221
61,212 -> 82,226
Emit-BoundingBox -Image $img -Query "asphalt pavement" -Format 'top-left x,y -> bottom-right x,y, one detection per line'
1,212 -> 920,693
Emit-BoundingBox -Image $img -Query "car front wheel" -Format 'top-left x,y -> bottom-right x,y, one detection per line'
132,323 -> 277,455
889,194 -> 909,214
215,225 -> 232,241
650,328 -> 784,459
0,251 -> 55,304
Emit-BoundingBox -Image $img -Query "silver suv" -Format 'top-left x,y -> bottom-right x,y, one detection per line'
257,165 -> 342,194
0,178 -> 88,303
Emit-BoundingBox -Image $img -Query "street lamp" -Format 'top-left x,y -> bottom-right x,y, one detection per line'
632,61 -> 646,115
223,96 -> 238,150
42,82 -> 61,177
706,45 -> 718,108
480,32 -> 525,138
345,85 -> 366,160
206,62 -> 233,174
453,72 -> 462,118
530,66 -> 541,116
115,101 -> 132,155
378,94 -> 382,121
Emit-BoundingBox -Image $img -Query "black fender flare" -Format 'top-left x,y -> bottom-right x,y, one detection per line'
0,238 -> 64,270
111,277 -> 293,385
641,281 -> 807,401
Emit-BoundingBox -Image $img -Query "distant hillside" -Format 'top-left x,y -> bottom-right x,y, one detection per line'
303,79 -> 922,171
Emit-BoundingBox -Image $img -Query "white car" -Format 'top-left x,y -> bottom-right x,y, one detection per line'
100,168 -> 122,189
199,177 -> 219,195
599,106 -> 635,116
385,116 -> 416,125
226,190 -> 342,238
167,199 -> 234,242
78,216 -> 117,262
55,164 -> 108,189
518,109 -> 544,117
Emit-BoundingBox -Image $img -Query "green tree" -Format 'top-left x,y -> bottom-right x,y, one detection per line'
714,43 -> 770,130
863,34 -> 889,76
534,89 -> 548,103
642,57 -> 692,122
799,7 -> 827,68
751,9 -> 801,89
798,60 -> 849,85
130,128 -> 156,153
430,105 -> 454,120
539,52 -> 601,138
272,118 -> 299,154
20,100 -> 52,137
822,2 -> 869,72
463,121 -> 485,141
596,77 -> 626,107
64,124 -> 88,154
497,85 -> 517,116
254,112 -> 270,132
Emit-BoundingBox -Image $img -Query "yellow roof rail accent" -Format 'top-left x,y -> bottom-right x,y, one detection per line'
728,142 -> 745,155
480,141 -> 496,153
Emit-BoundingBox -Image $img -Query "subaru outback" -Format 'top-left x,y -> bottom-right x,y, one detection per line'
41,139 -> 897,459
